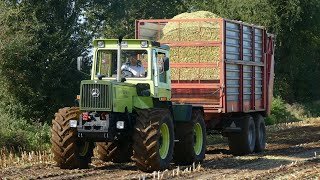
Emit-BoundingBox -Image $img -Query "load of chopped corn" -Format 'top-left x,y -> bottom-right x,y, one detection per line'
160,11 -> 222,80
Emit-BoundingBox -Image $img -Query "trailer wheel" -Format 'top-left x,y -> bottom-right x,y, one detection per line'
174,110 -> 206,165
228,115 -> 256,155
253,114 -> 266,152
51,107 -> 93,169
96,141 -> 132,163
132,109 -> 174,172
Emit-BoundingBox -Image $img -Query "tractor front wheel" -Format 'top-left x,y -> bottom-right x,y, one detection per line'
51,107 -> 93,169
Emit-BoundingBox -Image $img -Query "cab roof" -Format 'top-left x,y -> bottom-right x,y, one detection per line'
93,39 -> 170,50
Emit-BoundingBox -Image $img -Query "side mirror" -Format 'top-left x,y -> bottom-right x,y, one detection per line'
77,56 -> 83,71
163,57 -> 169,71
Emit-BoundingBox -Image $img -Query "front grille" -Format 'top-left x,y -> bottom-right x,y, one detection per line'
80,83 -> 112,110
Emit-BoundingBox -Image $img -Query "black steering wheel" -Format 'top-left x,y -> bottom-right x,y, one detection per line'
121,69 -> 134,77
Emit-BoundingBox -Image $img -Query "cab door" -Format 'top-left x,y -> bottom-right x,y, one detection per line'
152,49 -> 171,100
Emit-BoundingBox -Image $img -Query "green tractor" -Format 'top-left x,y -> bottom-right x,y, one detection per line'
51,37 -> 206,172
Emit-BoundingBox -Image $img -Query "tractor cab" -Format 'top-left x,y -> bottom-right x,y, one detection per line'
91,39 -> 170,84
76,39 -> 172,113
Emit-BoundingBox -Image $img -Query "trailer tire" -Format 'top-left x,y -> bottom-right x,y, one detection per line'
174,110 -> 206,165
51,107 -> 93,169
253,114 -> 266,152
132,109 -> 174,172
228,115 -> 256,155
96,141 -> 132,163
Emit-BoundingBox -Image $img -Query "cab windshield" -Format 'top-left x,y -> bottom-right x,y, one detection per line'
96,50 -> 148,78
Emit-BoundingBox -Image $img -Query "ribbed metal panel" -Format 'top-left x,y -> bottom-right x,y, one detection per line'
226,64 -> 240,101
225,22 -> 240,61
255,66 -> 263,100
80,83 -> 111,110
243,65 -> 252,100
243,25 -> 252,61
254,28 -> 263,62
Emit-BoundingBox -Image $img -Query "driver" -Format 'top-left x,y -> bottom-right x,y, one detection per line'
121,53 -> 145,77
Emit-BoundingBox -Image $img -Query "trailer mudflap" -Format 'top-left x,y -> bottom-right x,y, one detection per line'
172,104 -> 192,122
223,127 -> 242,133
222,120 -> 242,136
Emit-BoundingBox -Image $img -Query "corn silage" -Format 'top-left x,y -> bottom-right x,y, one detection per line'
161,11 -> 221,80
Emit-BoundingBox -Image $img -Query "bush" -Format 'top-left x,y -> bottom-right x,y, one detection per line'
0,110 -> 51,152
266,97 -> 320,125
304,102 -> 320,117
266,97 -> 301,125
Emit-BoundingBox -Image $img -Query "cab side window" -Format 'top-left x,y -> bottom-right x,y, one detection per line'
158,53 -> 167,83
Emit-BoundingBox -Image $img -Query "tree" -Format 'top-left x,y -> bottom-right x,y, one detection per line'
0,1 -> 91,122
83,0 -> 188,38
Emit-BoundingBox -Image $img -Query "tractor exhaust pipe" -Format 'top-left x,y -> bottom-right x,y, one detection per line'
117,36 -> 123,82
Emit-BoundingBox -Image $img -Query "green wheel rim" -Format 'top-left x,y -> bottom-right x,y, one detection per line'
159,123 -> 170,159
79,142 -> 89,156
194,122 -> 203,155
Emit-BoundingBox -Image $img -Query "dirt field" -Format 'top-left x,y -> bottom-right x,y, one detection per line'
1,119 -> 320,180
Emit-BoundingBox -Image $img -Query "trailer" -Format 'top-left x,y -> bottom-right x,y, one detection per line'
136,18 -> 275,154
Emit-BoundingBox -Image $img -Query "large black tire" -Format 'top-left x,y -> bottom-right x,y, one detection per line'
51,107 -> 93,169
228,115 -> 256,155
253,114 -> 266,152
96,141 -> 132,163
132,109 -> 174,172
174,110 -> 206,165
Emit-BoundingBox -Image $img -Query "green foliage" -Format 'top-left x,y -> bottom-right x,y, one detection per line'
0,1 -> 90,122
0,111 -> 51,151
266,97 -> 320,125
302,102 -> 320,117
83,0 -> 188,38
266,97 -> 301,125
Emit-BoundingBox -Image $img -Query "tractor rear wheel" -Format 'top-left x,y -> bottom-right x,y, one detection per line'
228,115 -> 256,155
96,141 -> 132,163
174,110 -> 206,165
253,114 -> 266,152
132,108 -> 174,172
51,107 -> 93,169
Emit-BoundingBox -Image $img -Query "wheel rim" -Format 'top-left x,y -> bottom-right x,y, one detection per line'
159,123 -> 170,159
79,142 -> 89,157
194,122 -> 203,155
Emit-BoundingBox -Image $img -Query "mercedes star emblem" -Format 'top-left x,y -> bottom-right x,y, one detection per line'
91,88 -> 100,97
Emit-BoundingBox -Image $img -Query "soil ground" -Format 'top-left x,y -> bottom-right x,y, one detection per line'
1,119 -> 320,180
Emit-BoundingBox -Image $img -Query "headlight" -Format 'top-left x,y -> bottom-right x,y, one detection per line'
141,41 -> 148,48
116,121 -> 125,129
69,120 -> 77,128
97,41 -> 105,48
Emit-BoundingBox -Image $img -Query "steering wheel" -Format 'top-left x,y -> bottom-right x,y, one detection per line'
121,69 -> 134,77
